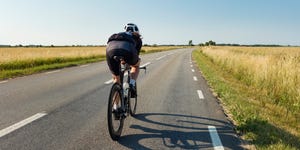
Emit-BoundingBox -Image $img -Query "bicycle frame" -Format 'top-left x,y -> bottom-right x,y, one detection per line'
119,62 -> 131,116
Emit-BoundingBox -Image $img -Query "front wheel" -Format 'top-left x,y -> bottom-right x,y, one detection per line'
129,83 -> 137,116
107,83 -> 124,141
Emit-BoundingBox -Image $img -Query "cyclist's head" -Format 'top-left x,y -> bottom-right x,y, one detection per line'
124,23 -> 140,35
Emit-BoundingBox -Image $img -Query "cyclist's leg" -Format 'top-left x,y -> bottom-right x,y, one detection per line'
112,75 -> 121,84
122,51 -> 139,97
124,51 -> 140,80
130,59 -> 140,80
106,49 -> 122,84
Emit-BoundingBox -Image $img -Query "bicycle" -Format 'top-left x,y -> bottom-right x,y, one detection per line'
107,56 -> 146,141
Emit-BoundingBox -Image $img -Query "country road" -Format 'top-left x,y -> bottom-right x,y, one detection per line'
0,48 -> 244,150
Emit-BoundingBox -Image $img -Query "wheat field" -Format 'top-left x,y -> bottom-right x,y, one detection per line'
0,46 -> 184,63
201,46 -> 300,112
0,46 -> 106,63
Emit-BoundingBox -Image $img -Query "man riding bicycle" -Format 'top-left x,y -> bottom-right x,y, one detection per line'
106,23 -> 142,97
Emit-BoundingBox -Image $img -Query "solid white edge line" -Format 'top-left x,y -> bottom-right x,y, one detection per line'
0,112 -> 47,138
0,80 -> 8,84
45,70 -> 61,74
197,90 -> 204,99
193,76 -> 198,81
208,126 -> 224,150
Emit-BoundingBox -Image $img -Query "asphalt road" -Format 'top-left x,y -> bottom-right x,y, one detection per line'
0,48 -> 244,150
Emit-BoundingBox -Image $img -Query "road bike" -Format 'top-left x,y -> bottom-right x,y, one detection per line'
107,56 -> 146,140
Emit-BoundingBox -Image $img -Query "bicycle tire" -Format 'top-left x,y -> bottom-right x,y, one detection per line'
129,82 -> 137,116
107,83 -> 124,141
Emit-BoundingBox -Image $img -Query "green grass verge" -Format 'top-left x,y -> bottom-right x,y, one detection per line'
0,55 -> 105,80
192,49 -> 300,150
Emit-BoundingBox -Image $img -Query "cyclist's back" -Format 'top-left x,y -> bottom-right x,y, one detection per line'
108,32 -> 136,50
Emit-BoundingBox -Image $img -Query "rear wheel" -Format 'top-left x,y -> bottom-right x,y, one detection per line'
107,83 -> 124,140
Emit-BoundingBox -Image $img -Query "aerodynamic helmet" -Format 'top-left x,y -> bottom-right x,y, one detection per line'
124,23 -> 139,34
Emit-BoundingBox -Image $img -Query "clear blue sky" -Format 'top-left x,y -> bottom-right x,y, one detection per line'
1,0 -> 299,45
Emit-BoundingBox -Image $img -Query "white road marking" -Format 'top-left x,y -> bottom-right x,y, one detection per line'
80,64 -> 89,67
156,55 -> 166,60
140,62 -> 151,68
45,70 -> 61,74
190,65 -> 193,67
192,69 -> 195,72
105,79 -> 113,84
193,76 -> 198,81
0,80 -> 8,84
197,90 -> 204,99
0,112 -> 47,138
208,126 -> 224,150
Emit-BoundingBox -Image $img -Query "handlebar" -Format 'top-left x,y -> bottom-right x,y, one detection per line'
139,66 -> 147,74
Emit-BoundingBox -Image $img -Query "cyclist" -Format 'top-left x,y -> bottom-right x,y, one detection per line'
106,23 -> 142,97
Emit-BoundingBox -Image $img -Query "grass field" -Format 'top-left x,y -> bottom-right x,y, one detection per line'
193,46 -> 300,149
0,46 -> 183,80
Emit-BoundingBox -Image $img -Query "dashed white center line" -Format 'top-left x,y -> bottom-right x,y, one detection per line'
208,126 -> 224,150
104,79 -> 113,84
197,90 -> 204,99
193,76 -> 198,81
80,64 -> 89,68
156,55 -> 166,60
191,69 -> 195,72
0,80 -> 8,84
45,70 -> 61,74
190,65 -> 193,67
140,62 -> 151,68
0,112 -> 47,138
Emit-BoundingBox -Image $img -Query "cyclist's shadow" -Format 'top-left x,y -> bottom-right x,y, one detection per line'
118,113 -> 243,150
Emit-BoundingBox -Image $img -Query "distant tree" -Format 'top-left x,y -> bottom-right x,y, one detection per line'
205,40 -> 216,46
198,43 -> 205,46
188,40 -> 194,46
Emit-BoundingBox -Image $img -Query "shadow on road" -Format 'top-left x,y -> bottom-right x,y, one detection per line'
118,113 -> 244,150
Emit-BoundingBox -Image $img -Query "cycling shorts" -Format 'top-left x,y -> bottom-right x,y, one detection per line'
106,49 -> 139,76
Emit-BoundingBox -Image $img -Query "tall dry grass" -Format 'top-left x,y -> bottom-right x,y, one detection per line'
0,46 -> 106,63
201,46 -> 300,112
